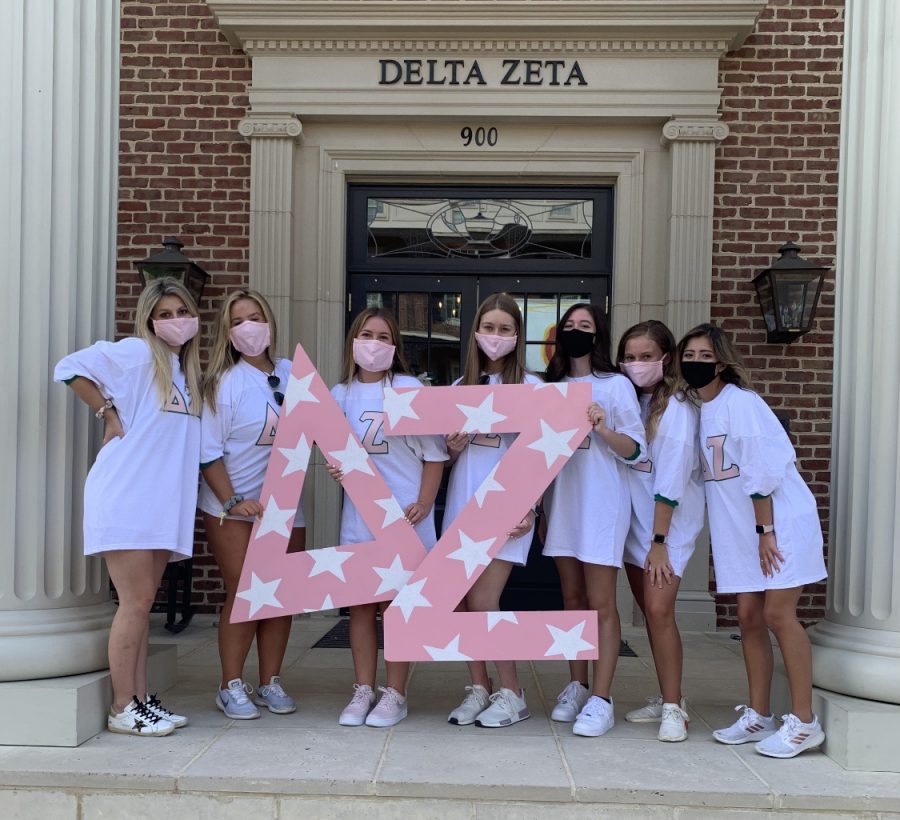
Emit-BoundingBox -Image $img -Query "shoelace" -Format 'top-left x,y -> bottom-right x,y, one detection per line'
263,679 -> 288,698
228,681 -> 253,705
146,693 -> 175,718
131,697 -> 163,725
349,684 -> 372,705
376,686 -> 401,707
488,690 -> 516,713
778,713 -> 806,743
661,703 -> 685,721
557,681 -> 582,704
460,685 -> 482,706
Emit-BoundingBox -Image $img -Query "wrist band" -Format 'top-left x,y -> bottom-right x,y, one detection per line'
95,398 -> 114,419
219,494 -> 245,526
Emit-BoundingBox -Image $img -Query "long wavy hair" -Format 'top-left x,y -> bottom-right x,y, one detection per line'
202,289 -> 278,413
339,307 -> 411,385
134,278 -> 202,417
676,323 -> 752,399
544,302 -> 614,383
616,320 -> 683,441
460,293 -> 527,385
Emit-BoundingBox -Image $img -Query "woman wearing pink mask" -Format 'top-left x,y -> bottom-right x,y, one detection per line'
444,293 -> 543,729
329,307 -> 447,728
540,303 -> 646,739
54,278 -> 203,737
616,320 -> 704,743
199,289 -> 306,720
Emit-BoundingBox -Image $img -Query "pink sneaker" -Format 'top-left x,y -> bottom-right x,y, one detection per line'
338,684 -> 375,726
365,686 -> 408,727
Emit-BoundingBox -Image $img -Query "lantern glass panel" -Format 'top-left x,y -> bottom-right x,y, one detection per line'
141,263 -> 189,282
754,274 -> 777,333
775,272 -> 820,331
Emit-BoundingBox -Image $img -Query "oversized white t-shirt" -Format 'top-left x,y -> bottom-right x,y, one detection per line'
198,358 -> 305,527
332,375 -> 448,548
542,372 -> 647,567
444,372 -> 543,566
54,337 -> 200,560
699,383 -> 826,593
624,393 -> 704,577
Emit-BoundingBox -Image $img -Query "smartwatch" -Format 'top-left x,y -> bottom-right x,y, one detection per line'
755,523 -> 775,535
652,533 -> 668,544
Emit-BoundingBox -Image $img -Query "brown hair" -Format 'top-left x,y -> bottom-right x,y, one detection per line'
616,320 -> 683,441
544,302 -> 614,383
676,323 -> 752,398
339,307 -> 411,384
460,293 -> 526,385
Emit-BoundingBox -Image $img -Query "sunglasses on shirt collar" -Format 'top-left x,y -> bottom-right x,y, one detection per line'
267,373 -> 284,406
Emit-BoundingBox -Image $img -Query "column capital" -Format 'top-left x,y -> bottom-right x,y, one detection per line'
239,114 -> 303,141
661,117 -> 729,146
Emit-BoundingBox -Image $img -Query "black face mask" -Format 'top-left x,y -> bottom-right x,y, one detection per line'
559,328 -> 595,359
681,360 -> 719,390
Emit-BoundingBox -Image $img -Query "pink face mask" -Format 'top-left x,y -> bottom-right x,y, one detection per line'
475,332 -> 518,362
622,359 -> 665,389
230,320 -> 271,358
353,338 -> 396,373
152,316 -> 199,347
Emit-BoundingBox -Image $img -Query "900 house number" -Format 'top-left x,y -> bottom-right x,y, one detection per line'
460,126 -> 498,147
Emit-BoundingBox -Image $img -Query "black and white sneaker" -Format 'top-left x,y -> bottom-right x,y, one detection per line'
145,692 -> 188,728
108,697 -> 175,736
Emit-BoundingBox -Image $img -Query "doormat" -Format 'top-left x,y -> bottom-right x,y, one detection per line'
312,619 -> 637,656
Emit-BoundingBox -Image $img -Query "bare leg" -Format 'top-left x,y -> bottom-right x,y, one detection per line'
736,591 -> 773,716
287,526 -> 306,554
105,550 -> 164,711
349,602 -> 379,688
642,572 -> 683,704
583,564 -> 620,699
455,596 -> 492,690
764,586 -> 814,723
555,556 -> 590,685
256,615 -> 293,685
203,514 -> 259,687
134,550 -> 170,698
466,559 -> 519,692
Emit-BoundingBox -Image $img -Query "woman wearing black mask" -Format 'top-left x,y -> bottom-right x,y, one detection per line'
677,323 -> 826,759
541,303 -> 646,738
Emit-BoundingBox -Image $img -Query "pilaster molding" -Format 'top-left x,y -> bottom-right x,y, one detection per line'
660,118 -> 730,145
239,114 -> 303,141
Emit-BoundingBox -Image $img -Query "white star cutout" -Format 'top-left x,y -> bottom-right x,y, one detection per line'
447,530 -> 496,579
236,573 -> 283,618
283,371 -> 320,413
328,435 -> 374,476
255,497 -> 295,539
486,611 -> 519,632
544,620 -> 595,659
424,634 -> 472,661
304,594 -> 334,613
278,433 -> 311,477
474,464 -> 504,508
307,547 -> 353,582
456,394 -> 507,434
534,381 -> 570,395
382,386 -> 421,428
390,577 -> 431,622
527,419 -> 580,468
374,496 -> 406,528
372,554 -> 414,596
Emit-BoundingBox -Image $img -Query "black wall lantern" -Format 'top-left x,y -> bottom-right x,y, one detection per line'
752,241 -> 827,343
135,236 -> 209,305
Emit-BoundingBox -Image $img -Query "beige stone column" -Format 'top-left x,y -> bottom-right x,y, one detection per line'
658,117 -> 729,629
238,114 -> 303,348
808,0 -> 900,706
0,0 -> 118,681
661,117 -> 730,339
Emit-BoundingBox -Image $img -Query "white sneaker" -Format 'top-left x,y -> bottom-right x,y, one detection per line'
550,681 -> 590,723
713,705 -> 777,745
145,692 -> 188,728
216,678 -> 260,720
658,701 -> 689,742
447,684 -> 491,726
108,697 -> 175,737
474,688 -> 530,728
625,694 -> 689,723
573,695 -> 615,737
756,714 -> 825,758
338,684 -> 375,726
365,686 -> 408,728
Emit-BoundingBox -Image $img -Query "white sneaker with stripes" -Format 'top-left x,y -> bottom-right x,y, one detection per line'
712,704 -> 776,745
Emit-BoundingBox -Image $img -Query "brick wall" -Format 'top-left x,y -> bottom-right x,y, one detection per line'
712,0 -> 843,625
115,0 -> 843,624
118,2 -> 252,612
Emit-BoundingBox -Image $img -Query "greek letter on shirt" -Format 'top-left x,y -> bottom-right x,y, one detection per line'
359,410 -> 389,454
700,434 -> 740,482
256,402 -> 281,446
165,383 -> 191,415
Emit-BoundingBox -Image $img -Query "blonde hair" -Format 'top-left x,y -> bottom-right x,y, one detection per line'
134,278 -> 202,417
202,289 -> 278,413
460,293 -> 526,386
339,307 -> 411,384
616,320 -> 683,442
676,323 -> 752,398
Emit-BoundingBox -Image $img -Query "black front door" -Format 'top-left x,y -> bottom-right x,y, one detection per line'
347,185 -> 614,610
